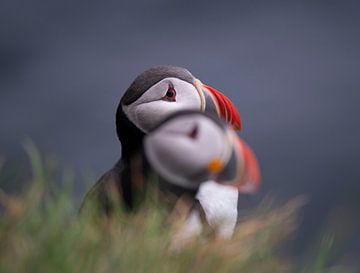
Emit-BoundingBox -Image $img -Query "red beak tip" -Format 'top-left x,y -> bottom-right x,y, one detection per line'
203,83 -> 242,131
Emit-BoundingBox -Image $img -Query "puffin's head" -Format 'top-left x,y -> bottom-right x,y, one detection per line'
117,65 -> 241,139
143,111 -> 260,192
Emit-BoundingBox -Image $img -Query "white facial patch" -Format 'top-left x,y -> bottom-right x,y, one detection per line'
144,115 -> 228,189
122,77 -> 201,133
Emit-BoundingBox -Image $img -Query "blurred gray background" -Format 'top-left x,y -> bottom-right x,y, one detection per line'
1,0 -> 360,257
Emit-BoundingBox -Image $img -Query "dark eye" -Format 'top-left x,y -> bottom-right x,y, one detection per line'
163,85 -> 176,101
187,125 -> 198,139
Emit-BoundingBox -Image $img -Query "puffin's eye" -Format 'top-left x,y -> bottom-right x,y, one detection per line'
187,125 -> 198,139
163,85 -> 176,101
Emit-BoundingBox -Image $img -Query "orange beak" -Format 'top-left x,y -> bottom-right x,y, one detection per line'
234,137 -> 261,193
202,84 -> 242,131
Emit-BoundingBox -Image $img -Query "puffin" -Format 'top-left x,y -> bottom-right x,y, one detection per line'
143,110 -> 261,239
81,65 -> 243,213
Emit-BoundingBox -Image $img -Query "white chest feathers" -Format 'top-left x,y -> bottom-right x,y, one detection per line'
171,181 -> 239,250
196,181 -> 239,239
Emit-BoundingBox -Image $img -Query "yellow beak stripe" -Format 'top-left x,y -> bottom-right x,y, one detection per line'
194,79 -> 206,112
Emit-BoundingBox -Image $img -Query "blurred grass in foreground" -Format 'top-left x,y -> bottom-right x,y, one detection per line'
0,143 -> 356,273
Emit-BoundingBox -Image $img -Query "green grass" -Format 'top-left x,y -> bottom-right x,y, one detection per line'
0,143 -> 356,273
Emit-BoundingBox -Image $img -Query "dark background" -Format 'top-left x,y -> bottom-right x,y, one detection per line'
1,0 -> 360,257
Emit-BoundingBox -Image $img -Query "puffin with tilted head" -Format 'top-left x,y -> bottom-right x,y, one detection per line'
144,111 -> 261,239
82,65 -> 245,215
117,65 -> 241,159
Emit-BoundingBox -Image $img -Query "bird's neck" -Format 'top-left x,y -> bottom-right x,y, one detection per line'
120,135 -> 144,160
116,106 -> 145,161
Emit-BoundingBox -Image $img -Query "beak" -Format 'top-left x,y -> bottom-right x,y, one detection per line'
202,83 -> 242,131
234,137 -> 261,193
